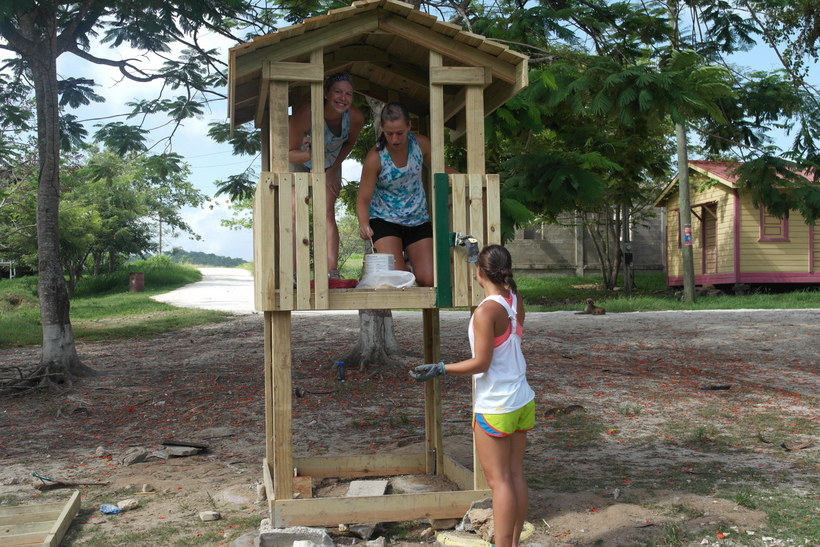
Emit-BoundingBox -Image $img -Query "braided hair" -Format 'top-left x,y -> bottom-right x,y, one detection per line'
477,245 -> 517,292
376,102 -> 411,151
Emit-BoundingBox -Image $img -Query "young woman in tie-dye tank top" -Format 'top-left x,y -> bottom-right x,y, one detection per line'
356,103 -> 441,286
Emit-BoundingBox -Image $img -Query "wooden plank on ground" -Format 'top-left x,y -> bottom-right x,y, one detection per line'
273,489 -> 491,527
0,490 -> 79,547
442,455 -> 474,491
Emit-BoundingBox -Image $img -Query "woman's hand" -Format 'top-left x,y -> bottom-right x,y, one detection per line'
359,222 -> 374,240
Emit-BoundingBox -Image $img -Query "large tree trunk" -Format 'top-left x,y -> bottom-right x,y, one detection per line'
27,25 -> 94,387
338,309 -> 401,372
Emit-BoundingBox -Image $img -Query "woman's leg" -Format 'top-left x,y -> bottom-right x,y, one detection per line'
474,423 -> 518,547
509,431 -> 529,546
374,236 -> 407,271
405,237 -> 434,287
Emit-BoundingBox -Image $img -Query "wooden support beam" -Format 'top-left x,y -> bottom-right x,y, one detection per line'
322,287 -> 436,309
442,455 -> 474,491
451,175 -> 469,307
263,61 -> 325,83
0,490 -> 80,547
234,11 -> 380,78
278,174 -> 294,310
263,316 -> 274,462
294,173 -> 312,308
273,489 -> 491,528
324,45 -> 389,66
429,51 -> 445,292
378,15 -> 517,84
485,174 -> 501,246
254,173 -> 278,311
468,174 -> 485,305
430,66 -> 491,86
465,86 -> 485,175
294,453 -> 426,478
270,311 -> 294,500
310,49 -> 329,303
423,309 -> 443,475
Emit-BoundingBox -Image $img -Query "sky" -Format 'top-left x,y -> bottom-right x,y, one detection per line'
50,27 -> 368,263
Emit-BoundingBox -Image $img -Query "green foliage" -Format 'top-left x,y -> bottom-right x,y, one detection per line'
73,255 -> 202,296
0,256 -> 224,347
734,155 -> 820,224
167,249 -> 246,267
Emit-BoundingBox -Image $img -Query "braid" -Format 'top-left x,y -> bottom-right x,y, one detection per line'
477,245 -> 517,291
501,268 -> 517,292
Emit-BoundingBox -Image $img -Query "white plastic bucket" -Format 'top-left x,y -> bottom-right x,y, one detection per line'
363,253 -> 394,275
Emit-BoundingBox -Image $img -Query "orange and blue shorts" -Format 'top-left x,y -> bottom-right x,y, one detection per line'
474,399 -> 535,437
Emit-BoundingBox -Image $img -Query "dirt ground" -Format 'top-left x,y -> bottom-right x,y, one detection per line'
0,308 -> 818,546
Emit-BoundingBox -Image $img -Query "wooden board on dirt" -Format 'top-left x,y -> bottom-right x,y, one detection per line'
0,490 -> 80,546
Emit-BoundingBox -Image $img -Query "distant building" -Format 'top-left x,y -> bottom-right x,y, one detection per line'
506,213 -> 665,277
653,160 -> 820,287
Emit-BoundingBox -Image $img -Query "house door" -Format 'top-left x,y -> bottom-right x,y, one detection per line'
812,225 -> 820,273
702,204 -> 718,274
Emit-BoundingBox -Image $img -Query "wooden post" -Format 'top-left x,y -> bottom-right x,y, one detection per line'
426,50 -> 446,476
310,49 -> 329,306
423,308 -> 443,474
464,83 -> 488,491
268,311 -> 294,500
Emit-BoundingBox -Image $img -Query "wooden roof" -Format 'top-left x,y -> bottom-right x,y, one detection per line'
655,160 -> 818,206
654,161 -> 741,206
228,0 -> 528,129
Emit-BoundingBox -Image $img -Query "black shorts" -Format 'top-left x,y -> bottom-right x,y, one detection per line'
370,218 -> 433,247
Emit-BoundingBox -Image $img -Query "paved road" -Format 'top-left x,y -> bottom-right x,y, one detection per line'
151,267 -> 256,314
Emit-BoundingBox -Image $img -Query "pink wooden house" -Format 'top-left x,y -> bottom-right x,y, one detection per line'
654,160 -> 820,287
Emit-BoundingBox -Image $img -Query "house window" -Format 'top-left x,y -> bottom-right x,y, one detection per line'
759,206 -> 789,242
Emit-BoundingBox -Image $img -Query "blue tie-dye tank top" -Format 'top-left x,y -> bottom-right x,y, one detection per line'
304,109 -> 350,170
369,132 -> 429,227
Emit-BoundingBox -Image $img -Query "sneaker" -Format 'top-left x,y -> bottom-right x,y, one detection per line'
328,269 -> 341,280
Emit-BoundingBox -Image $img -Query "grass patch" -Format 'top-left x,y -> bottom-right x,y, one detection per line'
518,272 -> 820,312
0,257 -> 234,348
526,462 -> 587,492
661,522 -> 685,546
616,403 -> 642,417
542,410 -> 606,449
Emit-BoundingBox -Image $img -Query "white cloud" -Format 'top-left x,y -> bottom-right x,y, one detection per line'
166,200 -> 253,261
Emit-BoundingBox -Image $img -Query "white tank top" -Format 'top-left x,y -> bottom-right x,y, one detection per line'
468,292 -> 535,414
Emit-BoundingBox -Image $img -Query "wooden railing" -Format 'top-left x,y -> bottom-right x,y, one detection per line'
252,172 -> 501,311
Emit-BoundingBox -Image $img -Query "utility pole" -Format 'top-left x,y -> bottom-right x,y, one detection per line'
676,124 -> 696,302
622,202 -> 633,297
670,1 -> 696,302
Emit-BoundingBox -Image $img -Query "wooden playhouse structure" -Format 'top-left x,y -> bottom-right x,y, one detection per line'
654,160 -> 820,287
227,0 -> 528,527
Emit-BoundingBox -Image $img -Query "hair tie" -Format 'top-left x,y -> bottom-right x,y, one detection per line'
325,73 -> 353,89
